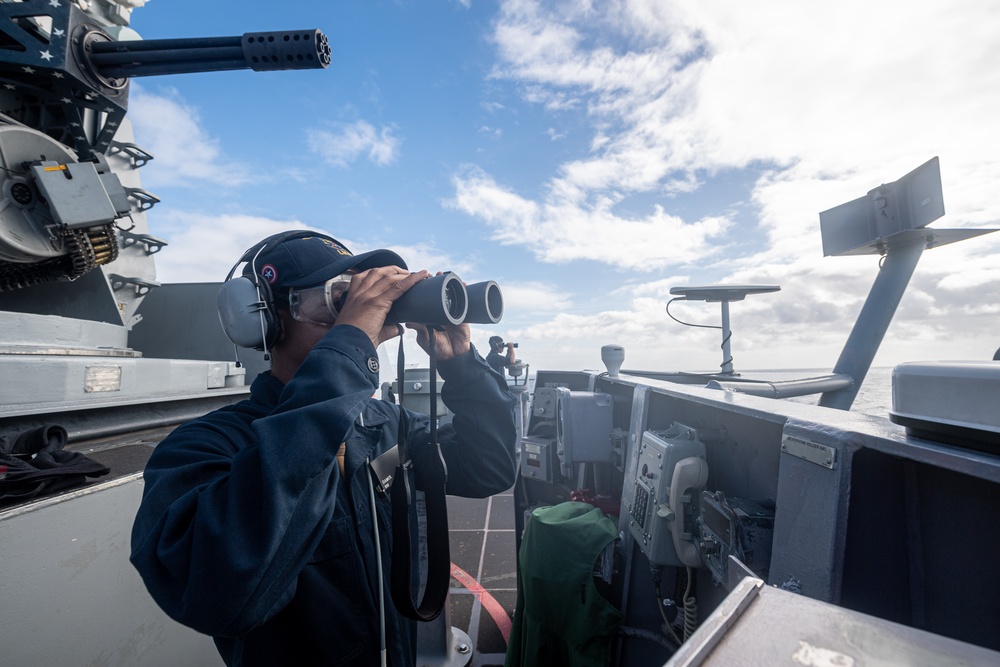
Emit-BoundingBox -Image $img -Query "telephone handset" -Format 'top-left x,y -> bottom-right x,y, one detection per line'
627,424 -> 709,568
666,456 -> 710,567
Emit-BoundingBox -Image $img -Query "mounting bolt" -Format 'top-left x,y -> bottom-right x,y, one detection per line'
457,642 -> 471,654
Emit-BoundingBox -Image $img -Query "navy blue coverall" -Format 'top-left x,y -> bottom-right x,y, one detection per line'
130,325 -> 517,666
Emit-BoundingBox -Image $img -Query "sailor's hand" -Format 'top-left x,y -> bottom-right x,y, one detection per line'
334,267 -> 428,348
407,323 -> 471,362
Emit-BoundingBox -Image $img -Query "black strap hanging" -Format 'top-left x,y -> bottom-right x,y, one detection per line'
389,328 -> 451,622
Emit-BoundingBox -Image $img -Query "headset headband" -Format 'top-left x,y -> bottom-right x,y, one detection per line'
218,230 -> 349,356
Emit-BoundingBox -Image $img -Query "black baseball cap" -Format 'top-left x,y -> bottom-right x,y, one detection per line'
244,233 -> 406,292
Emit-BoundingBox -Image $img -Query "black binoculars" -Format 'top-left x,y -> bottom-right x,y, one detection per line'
387,273 -> 503,326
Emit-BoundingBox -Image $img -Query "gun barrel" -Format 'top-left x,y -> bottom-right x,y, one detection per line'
88,30 -> 331,78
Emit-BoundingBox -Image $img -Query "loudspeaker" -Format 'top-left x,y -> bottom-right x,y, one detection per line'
217,230 -> 342,352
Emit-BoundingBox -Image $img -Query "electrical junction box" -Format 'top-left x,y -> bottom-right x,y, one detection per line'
531,386 -> 558,418
628,424 -> 707,567
520,435 -> 556,483
554,388 -> 613,477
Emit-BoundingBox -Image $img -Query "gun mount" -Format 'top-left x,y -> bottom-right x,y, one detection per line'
0,1 -> 329,293
86,30 -> 332,78
0,1 -> 329,157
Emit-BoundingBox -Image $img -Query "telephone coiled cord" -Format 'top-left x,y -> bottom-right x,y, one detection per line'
655,585 -> 683,647
650,566 -> 683,647
683,566 -> 698,641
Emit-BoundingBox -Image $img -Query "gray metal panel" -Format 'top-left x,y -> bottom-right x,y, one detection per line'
768,420 -> 854,602
0,269 -> 125,325
130,282 -> 269,380
0,356 -> 246,417
619,385 -> 651,523
527,369 -> 1000,656
820,193 -> 877,256
31,161 -> 119,228
0,477 -> 223,667
664,577 -> 1000,666
819,157 -> 946,257
0,310 -> 129,348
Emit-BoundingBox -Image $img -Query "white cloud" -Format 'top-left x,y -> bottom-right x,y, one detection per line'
447,166 -> 731,269
307,120 -> 401,168
478,125 -> 503,140
500,281 -> 573,314
442,0 -> 1000,372
128,85 -> 252,188
478,1 -> 1000,245
150,212 -> 321,283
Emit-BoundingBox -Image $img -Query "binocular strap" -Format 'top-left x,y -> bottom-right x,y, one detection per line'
389,329 -> 451,622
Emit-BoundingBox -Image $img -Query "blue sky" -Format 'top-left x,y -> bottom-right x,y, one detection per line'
122,0 -> 1000,373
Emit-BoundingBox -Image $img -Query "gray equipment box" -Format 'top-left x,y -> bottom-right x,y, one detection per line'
698,492 -> 774,586
554,388 -> 613,477
627,425 -> 707,567
520,435 -> 557,483
890,361 -> 1000,452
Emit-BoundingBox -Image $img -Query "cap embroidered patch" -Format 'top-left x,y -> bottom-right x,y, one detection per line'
261,264 -> 278,285
318,237 -> 352,257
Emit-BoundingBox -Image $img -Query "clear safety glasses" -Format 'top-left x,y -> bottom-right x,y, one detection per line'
288,274 -> 353,326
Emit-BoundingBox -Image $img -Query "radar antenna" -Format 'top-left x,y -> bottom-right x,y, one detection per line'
667,285 -> 781,375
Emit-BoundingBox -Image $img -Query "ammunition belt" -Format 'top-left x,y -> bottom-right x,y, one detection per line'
0,225 -> 119,292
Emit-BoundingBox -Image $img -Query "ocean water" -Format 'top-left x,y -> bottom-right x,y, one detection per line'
750,366 -> 893,418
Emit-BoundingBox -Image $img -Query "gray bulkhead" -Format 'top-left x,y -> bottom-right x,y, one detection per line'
515,368 -> 1000,665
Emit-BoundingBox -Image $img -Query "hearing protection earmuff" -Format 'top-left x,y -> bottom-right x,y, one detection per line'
217,230 -> 346,355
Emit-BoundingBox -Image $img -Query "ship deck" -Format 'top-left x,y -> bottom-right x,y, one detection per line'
445,489 -> 517,666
